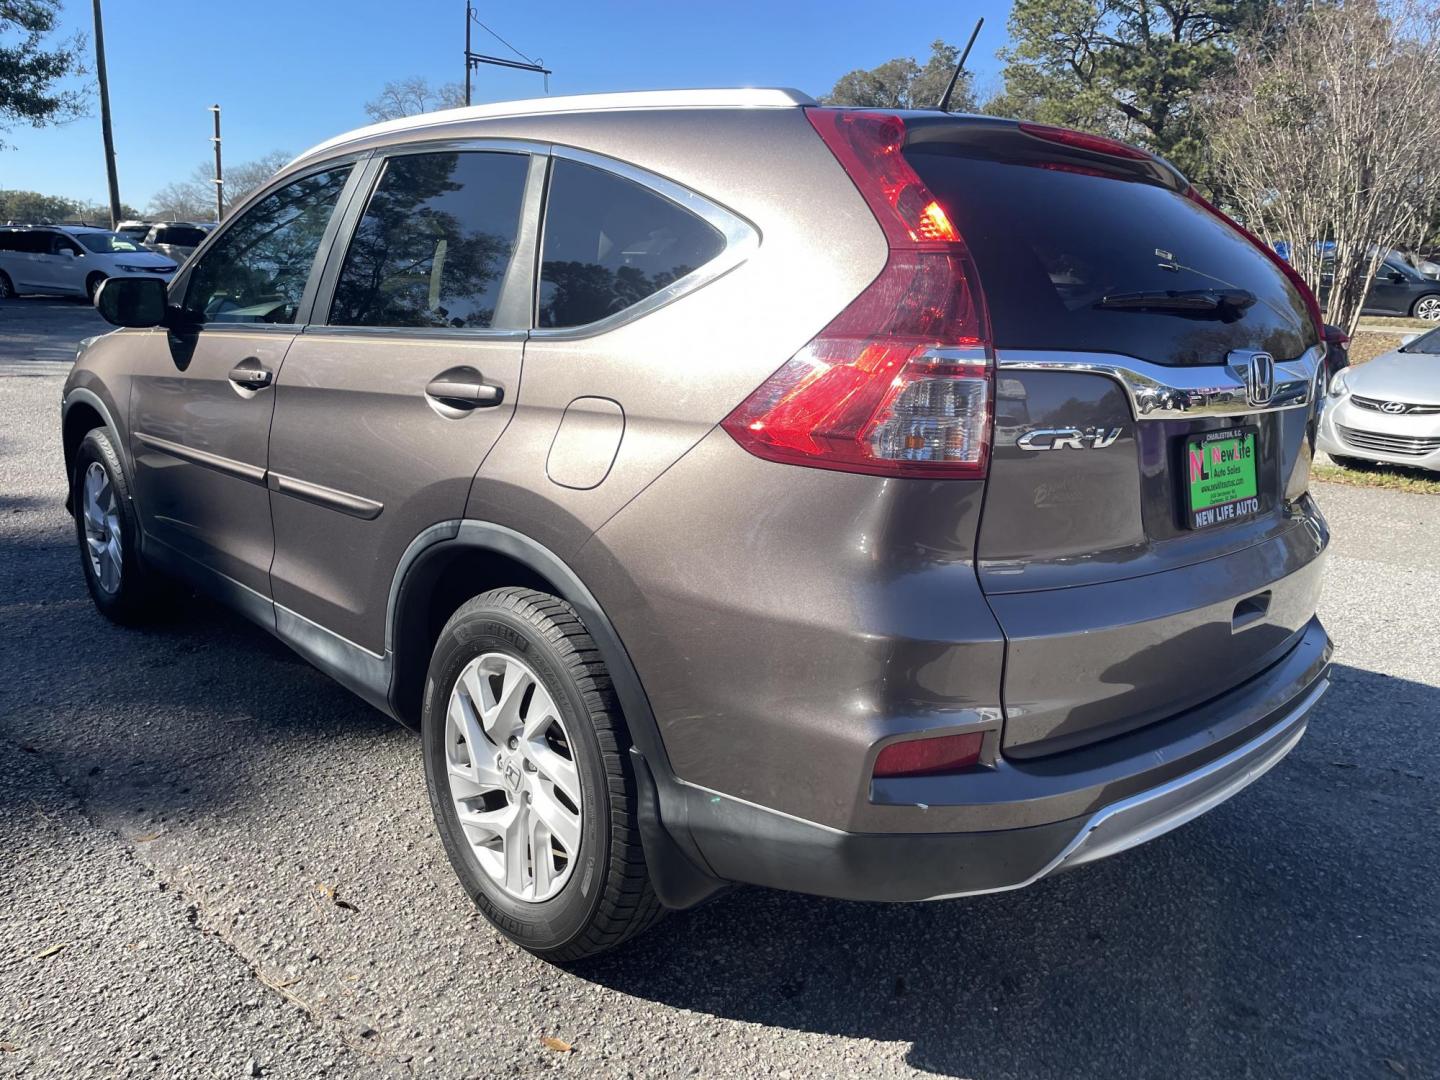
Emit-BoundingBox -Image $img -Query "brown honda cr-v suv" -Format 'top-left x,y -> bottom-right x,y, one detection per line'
62,88 -> 1332,962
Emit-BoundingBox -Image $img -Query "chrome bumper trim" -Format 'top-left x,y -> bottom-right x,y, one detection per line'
925,674 -> 1328,900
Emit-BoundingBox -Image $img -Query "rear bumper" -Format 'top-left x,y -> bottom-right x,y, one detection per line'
656,615 -> 1330,904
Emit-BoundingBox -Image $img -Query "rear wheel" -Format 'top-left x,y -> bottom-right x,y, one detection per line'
422,587 -> 662,963
0,270 -> 15,299
1413,294 -> 1440,321
71,428 -> 167,624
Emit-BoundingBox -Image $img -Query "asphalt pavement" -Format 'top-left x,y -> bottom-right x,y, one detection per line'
1,296 -> 1437,1079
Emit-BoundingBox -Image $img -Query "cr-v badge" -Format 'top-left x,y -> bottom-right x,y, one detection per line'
1017,427 -> 1124,451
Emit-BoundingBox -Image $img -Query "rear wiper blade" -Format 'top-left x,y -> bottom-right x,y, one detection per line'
1095,288 -> 1258,314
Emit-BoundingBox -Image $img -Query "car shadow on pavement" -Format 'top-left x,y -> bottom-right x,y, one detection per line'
577,662 -> 1439,1078
0,552 -> 404,823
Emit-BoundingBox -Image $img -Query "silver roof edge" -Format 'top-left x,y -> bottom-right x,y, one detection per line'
287,87 -> 817,171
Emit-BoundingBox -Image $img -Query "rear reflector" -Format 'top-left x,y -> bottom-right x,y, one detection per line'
873,731 -> 985,778
721,110 -> 993,479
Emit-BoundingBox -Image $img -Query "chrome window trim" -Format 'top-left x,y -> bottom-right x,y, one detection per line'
528,145 -> 761,341
995,345 -> 1323,421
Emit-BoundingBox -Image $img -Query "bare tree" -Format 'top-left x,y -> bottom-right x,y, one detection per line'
363,77 -> 466,122
146,150 -> 291,221
1204,0 -> 1440,332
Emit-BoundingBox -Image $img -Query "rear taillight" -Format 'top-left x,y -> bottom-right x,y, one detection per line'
873,731 -> 985,778
1185,187 -> 1326,343
722,110 -> 993,480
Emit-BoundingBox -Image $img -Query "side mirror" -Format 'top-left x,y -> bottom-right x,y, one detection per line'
1387,269 -> 1406,283
60,248 -> 76,259
95,275 -> 168,327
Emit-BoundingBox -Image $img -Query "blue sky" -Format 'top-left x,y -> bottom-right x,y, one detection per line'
3,0 -> 1012,209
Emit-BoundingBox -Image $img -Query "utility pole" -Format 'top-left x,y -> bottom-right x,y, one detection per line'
91,0 -> 122,229
463,4 -> 551,102
210,105 -> 223,222
464,2 -> 472,106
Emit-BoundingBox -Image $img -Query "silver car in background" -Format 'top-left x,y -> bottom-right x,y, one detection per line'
1320,326 -> 1440,469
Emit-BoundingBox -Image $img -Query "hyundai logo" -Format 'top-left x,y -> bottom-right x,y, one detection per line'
1381,400 -> 1408,414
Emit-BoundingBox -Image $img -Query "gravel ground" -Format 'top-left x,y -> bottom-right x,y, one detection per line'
1,296 -> 1437,1079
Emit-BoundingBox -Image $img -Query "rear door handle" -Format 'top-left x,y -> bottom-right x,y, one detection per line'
228,359 -> 274,391
425,366 -> 504,410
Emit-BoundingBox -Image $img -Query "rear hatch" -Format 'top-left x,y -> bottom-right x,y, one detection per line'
901,119 -> 1326,756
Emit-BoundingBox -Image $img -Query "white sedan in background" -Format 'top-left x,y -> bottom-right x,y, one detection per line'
1320,326 -> 1440,471
0,225 -> 177,302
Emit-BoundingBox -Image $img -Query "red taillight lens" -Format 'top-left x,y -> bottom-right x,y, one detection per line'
722,254 -> 992,477
722,110 -> 993,479
1018,121 -> 1152,161
1185,187 -> 1325,342
873,731 -> 985,778
805,108 -> 962,247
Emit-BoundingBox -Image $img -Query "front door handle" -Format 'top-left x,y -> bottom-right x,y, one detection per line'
425,366 -> 504,410
228,359 -> 274,391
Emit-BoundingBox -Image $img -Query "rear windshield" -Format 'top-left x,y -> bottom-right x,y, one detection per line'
903,144 -> 1315,365
154,226 -> 207,247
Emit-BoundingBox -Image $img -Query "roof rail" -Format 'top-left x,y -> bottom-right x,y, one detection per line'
289,87 -> 816,170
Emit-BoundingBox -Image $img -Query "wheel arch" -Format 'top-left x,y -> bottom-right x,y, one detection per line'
61,389 -> 126,512
386,519 -> 727,907
386,522 -> 662,767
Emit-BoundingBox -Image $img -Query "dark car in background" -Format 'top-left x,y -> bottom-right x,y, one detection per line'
141,221 -> 215,265
1363,254 -> 1440,320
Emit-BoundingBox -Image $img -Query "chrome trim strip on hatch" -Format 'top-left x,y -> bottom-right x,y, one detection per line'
995,345 -> 1324,421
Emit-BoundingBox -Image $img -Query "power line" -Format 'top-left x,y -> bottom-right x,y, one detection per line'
470,10 -> 541,67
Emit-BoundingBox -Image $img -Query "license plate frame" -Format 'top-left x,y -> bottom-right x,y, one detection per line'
1184,426 -> 1260,530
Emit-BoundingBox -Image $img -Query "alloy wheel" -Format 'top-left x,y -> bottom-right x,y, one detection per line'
81,461 -> 123,593
444,652 -> 582,902
1415,295 -> 1440,321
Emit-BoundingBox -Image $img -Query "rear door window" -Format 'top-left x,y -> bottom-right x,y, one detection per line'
903,143 -> 1314,365
537,158 -> 725,329
328,151 -> 530,330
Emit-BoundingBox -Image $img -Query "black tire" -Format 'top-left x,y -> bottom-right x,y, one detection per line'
421,587 -> 662,963
0,270 -> 15,299
71,428 -> 166,624
85,273 -> 106,304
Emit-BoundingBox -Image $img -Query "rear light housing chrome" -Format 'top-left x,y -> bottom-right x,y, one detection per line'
722,110 -> 994,480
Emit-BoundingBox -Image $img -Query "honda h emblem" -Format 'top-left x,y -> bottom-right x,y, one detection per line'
1245,352 -> 1275,407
